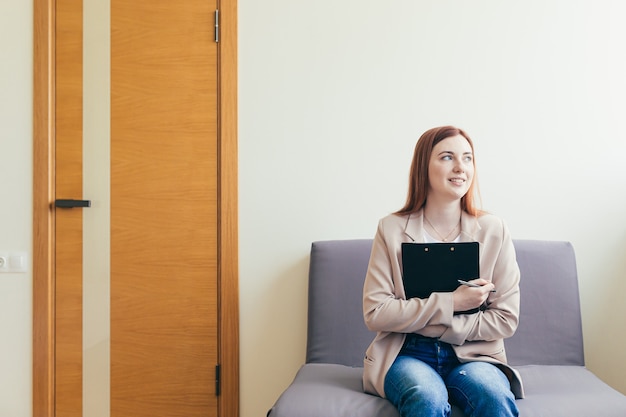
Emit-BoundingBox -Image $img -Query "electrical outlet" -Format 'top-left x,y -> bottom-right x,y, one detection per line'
0,252 -> 28,273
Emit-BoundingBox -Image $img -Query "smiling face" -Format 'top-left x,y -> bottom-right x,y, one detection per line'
427,134 -> 475,204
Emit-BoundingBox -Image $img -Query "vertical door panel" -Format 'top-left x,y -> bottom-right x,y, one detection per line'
110,1 -> 219,416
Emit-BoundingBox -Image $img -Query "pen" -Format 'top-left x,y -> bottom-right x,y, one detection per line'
457,279 -> 497,293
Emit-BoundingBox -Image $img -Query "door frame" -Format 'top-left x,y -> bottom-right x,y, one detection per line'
32,1 -> 239,416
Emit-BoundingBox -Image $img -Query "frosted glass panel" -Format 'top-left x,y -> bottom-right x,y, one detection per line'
83,0 -> 110,415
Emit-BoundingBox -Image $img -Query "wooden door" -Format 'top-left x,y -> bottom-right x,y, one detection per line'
33,1 -> 239,416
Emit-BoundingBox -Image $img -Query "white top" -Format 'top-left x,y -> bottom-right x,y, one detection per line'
423,229 -> 461,243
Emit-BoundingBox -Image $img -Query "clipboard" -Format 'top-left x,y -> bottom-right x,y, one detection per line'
401,242 -> 480,314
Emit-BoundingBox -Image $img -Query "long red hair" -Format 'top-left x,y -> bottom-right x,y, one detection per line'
396,126 -> 482,216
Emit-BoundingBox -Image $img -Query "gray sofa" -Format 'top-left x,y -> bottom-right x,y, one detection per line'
268,239 -> 626,416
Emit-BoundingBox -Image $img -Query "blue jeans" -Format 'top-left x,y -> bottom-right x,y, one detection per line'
384,335 -> 518,417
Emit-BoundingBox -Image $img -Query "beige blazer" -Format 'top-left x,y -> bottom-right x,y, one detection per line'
362,210 -> 524,399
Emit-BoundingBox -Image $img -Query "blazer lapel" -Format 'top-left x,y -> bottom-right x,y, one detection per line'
403,211 -> 425,243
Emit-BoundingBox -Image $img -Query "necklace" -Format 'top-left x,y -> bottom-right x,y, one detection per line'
424,214 -> 461,242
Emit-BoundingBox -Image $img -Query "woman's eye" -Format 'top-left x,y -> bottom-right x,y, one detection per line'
464,156 -> 473,162
442,155 -> 452,161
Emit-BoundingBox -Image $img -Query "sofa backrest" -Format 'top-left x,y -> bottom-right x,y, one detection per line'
506,239 -> 584,366
305,239 -> 584,368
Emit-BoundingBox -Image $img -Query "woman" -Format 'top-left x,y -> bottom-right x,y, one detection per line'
362,126 -> 523,417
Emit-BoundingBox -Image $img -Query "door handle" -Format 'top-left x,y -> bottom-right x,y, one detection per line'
55,199 -> 92,208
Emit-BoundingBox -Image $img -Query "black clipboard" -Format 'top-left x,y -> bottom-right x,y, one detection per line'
401,242 -> 480,314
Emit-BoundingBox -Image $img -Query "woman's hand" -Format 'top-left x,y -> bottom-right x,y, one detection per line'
452,279 -> 495,312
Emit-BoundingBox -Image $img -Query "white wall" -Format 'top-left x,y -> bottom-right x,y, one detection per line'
0,1 -> 33,416
2,1 -> 626,417
239,1 -> 626,416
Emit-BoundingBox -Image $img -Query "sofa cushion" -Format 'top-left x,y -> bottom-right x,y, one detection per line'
516,365 -> 626,416
267,363 -> 464,417
268,363 -> 626,417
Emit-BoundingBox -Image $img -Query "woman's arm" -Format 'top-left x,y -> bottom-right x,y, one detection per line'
363,218 -> 455,334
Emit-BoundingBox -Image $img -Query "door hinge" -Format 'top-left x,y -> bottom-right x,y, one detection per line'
214,10 -> 219,43
215,364 -> 221,396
